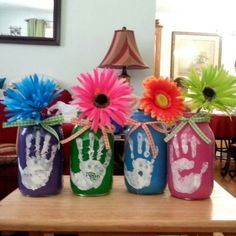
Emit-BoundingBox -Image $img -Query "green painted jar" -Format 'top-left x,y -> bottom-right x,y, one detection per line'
70,125 -> 114,196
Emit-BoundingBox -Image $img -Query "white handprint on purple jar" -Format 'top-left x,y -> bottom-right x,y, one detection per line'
19,131 -> 58,190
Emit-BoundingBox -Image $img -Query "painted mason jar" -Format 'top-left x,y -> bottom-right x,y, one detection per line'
17,124 -> 64,197
70,126 -> 114,196
124,111 -> 167,194
165,113 -> 215,200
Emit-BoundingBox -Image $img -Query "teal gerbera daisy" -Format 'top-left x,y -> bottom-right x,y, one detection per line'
2,74 -> 61,124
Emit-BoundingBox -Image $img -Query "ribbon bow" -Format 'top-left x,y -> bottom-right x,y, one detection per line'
60,118 -> 113,150
164,115 -> 212,144
3,115 -> 64,141
126,118 -> 169,157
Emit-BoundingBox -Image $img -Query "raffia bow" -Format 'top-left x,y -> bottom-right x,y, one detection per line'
164,115 -> 212,144
60,118 -> 113,149
126,118 -> 169,157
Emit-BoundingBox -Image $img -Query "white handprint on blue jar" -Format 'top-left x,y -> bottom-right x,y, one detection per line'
125,132 -> 155,189
124,111 -> 167,195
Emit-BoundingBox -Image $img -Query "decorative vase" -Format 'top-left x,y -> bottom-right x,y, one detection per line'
124,111 -> 167,194
17,124 -> 63,196
165,113 -> 215,200
70,126 -> 113,196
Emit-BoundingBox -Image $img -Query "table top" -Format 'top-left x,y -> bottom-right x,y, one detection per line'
0,176 -> 236,234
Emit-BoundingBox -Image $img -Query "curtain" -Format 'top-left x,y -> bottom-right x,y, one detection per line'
27,18 -> 46,37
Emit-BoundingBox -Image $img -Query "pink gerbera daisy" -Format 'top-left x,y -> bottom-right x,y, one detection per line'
71,68 -> 134,132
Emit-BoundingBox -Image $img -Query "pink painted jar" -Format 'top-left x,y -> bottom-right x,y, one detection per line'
164,113 -> 215,200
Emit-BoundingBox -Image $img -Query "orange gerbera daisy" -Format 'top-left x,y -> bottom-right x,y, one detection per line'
139,76 -> 185,124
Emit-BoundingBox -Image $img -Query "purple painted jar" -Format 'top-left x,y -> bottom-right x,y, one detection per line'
17,124 -> 63,196
165,113 -> 215,200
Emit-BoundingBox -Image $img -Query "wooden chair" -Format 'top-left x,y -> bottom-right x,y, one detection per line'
221,143 -> 236,177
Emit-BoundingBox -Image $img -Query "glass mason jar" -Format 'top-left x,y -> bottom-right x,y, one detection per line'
17,124 -> 64,196
124,111 -> 167,194
70,126 -> 114,196
166,113 -> 215,200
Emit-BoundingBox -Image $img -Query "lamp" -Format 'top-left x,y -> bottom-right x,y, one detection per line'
99,27 -> 148,81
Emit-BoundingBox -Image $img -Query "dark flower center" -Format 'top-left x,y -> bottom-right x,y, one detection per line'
203,87 -> 216,101
93,93 -> 110,108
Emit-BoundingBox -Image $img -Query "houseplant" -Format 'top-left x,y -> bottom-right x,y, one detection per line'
2,74 -> 64,196
124,76 -> 185,194
165,65 -> 236,199
61,68 -> 134,196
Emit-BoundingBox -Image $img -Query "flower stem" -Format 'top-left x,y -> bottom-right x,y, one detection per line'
196,107 -> 202,114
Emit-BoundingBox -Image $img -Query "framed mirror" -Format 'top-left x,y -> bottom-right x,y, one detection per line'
0,0 -> 61,45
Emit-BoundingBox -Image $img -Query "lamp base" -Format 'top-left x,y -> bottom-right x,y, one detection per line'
119,66 -> 130,83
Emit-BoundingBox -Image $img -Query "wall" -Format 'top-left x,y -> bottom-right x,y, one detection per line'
156,0 -> 236,78
0,0 -> 156,96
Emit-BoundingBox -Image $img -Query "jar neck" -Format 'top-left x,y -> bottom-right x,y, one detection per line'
181,112 -> 210,123
131,111 -> 157,122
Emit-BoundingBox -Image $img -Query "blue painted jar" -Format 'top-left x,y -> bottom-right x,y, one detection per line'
17,124 -> 64,197
124,111 -> 167,194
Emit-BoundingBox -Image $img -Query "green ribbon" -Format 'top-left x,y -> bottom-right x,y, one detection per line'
3,115 -> 64,141
164,115 -> 212,144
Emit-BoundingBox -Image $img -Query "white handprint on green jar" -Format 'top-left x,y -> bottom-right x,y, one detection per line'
71,132 -> 111,190
70,129 -> 113,196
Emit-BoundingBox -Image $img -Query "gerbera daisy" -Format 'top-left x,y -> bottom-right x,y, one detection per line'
2,74 -> 61,124
185,65 -> 236,114
139,76 -> 185,124
71,68 -> 134,132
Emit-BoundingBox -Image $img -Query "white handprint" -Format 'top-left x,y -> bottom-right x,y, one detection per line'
19,131 -> 58,190
170,130 -> 208,194
125,132 -> 156,189
71,132 -> 111,190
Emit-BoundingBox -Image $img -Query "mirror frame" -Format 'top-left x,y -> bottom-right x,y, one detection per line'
0,0 -> 61,45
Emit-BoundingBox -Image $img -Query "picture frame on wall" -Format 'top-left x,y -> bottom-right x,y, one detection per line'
170,31 -> 222,79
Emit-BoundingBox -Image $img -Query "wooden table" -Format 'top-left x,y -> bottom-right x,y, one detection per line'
0,176 -> 236,236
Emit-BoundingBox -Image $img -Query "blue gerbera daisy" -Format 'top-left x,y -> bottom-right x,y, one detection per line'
2,74 -> 61,124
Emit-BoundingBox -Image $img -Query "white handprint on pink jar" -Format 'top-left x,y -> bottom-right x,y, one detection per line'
166,115 -> 215,200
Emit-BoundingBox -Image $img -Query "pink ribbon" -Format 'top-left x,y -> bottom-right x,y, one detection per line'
60,118 -> 113,149
126,118 -> 169,157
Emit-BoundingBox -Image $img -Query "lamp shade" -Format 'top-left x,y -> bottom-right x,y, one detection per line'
99,27 -> 149,70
